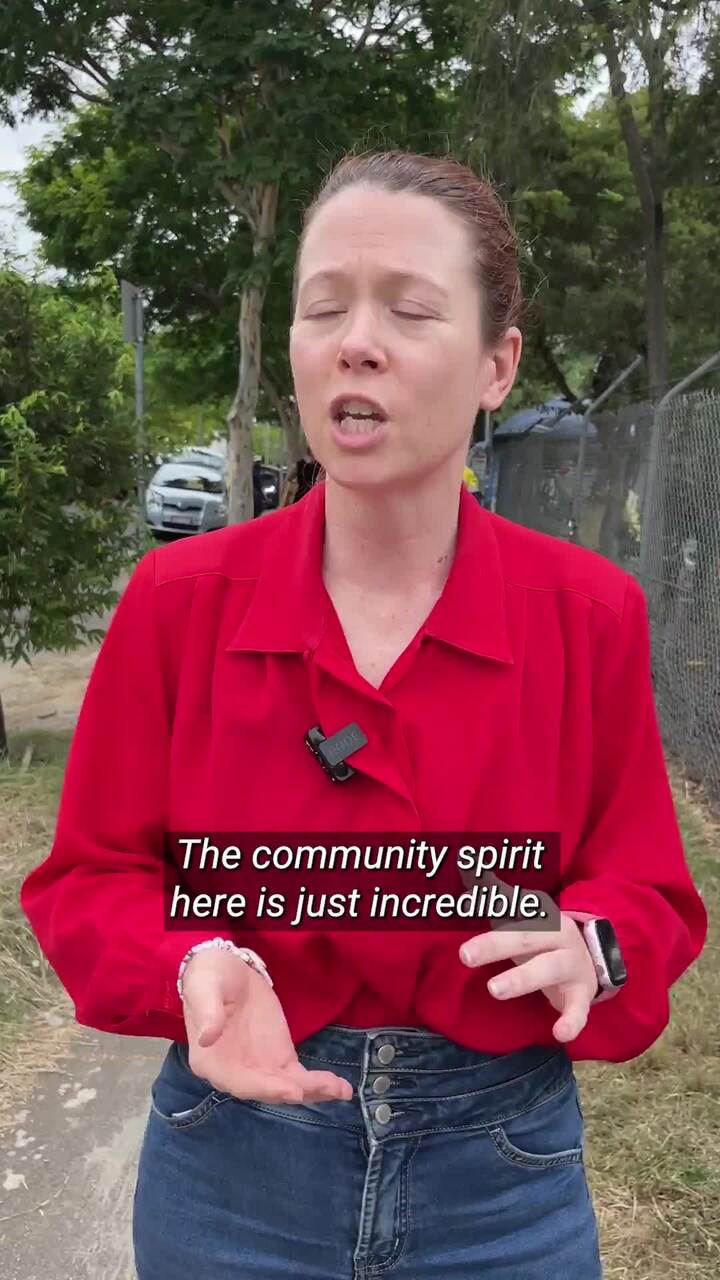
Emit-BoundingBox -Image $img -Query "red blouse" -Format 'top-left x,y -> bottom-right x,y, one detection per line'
20,481 -> 707,1062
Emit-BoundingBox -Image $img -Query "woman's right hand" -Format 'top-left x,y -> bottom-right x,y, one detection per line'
180,949 -> 353,1105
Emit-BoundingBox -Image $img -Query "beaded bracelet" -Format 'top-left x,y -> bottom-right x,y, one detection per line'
176,937 -> 273,1002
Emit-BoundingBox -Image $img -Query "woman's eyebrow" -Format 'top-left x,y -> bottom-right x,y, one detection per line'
299,268 -> 449,301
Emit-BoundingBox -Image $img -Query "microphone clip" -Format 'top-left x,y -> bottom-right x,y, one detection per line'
305,722 -> 368,783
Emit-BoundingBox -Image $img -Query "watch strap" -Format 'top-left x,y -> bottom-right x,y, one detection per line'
563,911 -> 624,1003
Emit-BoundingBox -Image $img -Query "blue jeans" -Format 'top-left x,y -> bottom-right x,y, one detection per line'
133,1025 -> 602,1278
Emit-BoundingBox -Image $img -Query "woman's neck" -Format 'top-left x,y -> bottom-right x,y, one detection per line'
321,472 -> 461,600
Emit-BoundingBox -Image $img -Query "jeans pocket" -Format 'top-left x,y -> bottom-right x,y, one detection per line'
488,1077 -> 584,1171
151,1086 -> 231,1130
150,1041 -> 232,1131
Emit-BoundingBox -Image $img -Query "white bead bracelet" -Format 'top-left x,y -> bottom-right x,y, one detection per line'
176,937 -> 273,1002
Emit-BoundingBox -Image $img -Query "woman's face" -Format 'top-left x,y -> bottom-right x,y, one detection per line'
289,185 -> 520,492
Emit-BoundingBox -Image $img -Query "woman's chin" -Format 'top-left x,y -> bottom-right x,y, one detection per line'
323,462 -> 423,496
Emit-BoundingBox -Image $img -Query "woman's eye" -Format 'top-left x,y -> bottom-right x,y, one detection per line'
306,310 -> 430,321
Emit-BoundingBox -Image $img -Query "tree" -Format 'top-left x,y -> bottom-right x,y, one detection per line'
0,265 -> 138,756
452,0 -> 719,399
0,1 -> 457,520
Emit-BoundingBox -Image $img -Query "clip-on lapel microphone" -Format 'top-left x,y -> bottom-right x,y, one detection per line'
305,722 -> 368,783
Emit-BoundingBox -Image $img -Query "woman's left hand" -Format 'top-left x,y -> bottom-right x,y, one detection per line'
458,907 -> 599,1044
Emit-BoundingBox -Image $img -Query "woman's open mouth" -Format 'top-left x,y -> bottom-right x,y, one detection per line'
336,415 -> 382,435
331,412 -> 387,449
330,398 -> 388,448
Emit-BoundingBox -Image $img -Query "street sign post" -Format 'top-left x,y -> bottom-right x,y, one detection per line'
120,280 -> 146,542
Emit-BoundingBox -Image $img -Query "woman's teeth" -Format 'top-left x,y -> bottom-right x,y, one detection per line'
337,415 -> 380,434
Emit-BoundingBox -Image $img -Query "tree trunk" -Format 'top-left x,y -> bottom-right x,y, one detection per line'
644,200 -> 669,398
599,11 -> 670,398
534,327 -> 578,403
227,282 -> 264,525
282,401 -> 303,467
0,692 -> 8,760
226,182 -> 279,524
597,415 -> 630,561
260,372 -> 305,467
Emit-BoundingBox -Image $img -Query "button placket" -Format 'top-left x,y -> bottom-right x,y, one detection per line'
366,1037 -> 397,1129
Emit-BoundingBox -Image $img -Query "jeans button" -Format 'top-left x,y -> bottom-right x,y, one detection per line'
376,1044 -> 396,1065
375,1103 -> 392,1125
372,1075 -> 391,1095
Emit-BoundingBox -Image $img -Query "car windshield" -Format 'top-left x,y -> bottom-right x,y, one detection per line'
173,449 -> 225,469
153,464 -> 224,495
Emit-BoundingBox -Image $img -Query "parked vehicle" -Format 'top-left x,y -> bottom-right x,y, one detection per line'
144,460 -> 227,537
257,463 -> 281,510
171,446 -> 226,470
145,446 -> 283,534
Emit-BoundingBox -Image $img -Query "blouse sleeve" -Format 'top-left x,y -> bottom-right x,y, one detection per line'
557,573 -> 707,1061
19,550 -> 236,1038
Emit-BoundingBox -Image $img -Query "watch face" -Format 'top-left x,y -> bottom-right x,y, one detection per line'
595,918 -> 628,986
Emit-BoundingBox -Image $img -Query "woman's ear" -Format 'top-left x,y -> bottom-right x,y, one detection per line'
479,328 -> 522,412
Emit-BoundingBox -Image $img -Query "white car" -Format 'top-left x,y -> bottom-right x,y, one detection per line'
145,459 -> 227,537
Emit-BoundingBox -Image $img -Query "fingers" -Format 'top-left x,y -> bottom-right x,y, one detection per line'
485,950 -> 576,1000
459,906 -> 576,968
184,987 -> 231,1049
196,1006 -> 230,1049
460,927 -> 553,968
229,1068 -> 306,1105
294,1068 -> 354,1103
552,988 -> 591,1043
182,959 -> 235,1049
221,1066 -> 353,1106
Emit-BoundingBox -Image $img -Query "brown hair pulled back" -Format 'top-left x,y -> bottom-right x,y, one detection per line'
292,148 -> 524,347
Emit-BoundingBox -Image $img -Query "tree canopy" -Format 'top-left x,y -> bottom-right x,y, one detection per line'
0,265 -> 139,671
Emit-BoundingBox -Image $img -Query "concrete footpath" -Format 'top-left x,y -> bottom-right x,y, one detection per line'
1,573 -> 165,1277
0,1024 -> 165,1280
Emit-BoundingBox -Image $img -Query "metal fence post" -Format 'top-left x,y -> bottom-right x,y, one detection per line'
638,350 -> 720,586
120,279 -> 146,546
568,353 -> 645,541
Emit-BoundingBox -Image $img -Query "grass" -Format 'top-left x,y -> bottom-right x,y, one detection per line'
0,729 -> 77,1128
0,730 -> 717,1273
577,788 -> 720,1278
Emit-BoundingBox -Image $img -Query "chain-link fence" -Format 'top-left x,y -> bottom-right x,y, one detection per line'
640,387 -> 720,803
482,382 -> 720,804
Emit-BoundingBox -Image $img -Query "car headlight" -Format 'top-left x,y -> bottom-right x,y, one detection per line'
145,485 -> 162,509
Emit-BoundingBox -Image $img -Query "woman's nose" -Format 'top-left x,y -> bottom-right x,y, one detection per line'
337,317 -> 386,370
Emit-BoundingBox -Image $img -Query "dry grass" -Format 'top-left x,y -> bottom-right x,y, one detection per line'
0,730 -> 77,1130
0,732 -> 718,1272
578,782 -> 719,1278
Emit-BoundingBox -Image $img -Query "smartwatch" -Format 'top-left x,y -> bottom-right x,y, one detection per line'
565,913 -> 627,1003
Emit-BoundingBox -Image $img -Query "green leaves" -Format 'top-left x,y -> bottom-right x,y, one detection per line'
11,1 -> 454,443
5,0 -> 718,465
0,267 -> 138,665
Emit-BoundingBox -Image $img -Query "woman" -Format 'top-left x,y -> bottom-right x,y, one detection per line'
252,456 -> 266,517
20,150 -> 706,1278
462,460 -> 480,496
280,443 -> 320,506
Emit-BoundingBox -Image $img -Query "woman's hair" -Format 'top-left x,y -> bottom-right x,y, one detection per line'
291,148 -> 525,347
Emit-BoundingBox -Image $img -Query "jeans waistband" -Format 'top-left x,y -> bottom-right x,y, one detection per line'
174,1024 -> 574,1143
293,1023 -> 574,1140
299,1023 -> 564,1081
